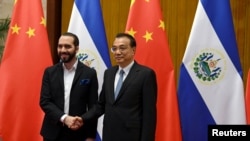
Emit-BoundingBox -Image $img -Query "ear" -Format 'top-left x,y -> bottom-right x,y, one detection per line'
132,47 -> 136,54
76,46 -> 79,51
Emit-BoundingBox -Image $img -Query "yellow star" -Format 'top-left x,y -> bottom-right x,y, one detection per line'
14,0 -> 18,4
40,17 -> 46,27
158,20 -> 165,30
127,27 -> 137,37
26,27 -> 35,38
143,31 -> 153,42
145,0 -> 150,2
11,24 -> 21,34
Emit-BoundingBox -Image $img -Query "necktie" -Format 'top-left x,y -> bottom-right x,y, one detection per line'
115,70 -> 124,99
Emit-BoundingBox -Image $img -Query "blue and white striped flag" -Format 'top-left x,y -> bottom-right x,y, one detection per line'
68,0 -> 111,140
178,0 -> 246,141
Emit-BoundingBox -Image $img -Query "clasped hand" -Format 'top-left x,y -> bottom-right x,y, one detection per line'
64,116 -> 84,130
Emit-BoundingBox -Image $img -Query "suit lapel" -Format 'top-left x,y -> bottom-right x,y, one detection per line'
115,63 -> 139,101
57,63 -> 64,90
110,66 -> 118,103
72,61 -> 83,87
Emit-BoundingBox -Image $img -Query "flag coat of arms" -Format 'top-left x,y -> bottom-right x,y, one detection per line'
178,0 -> 246,141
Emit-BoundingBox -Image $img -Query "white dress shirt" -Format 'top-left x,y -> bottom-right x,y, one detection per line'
114,61 -> 134,92
60,61 -> 78,122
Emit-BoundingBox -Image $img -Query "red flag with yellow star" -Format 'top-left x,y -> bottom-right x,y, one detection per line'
0,0 -> 52,140
125,0 -> 182,140
246,69 -> 250,124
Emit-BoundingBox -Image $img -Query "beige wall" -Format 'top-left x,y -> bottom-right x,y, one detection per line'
0,0 -> 47,19
0,0 -> 13,19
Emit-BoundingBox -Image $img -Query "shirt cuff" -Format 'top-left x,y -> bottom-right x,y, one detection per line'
60,114 -> 68,123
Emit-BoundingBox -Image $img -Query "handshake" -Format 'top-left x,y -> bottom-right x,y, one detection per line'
63,115 -> 84,130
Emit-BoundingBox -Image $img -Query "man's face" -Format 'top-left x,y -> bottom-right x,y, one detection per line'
57,35 -> 78,63
111,37 -> 135,68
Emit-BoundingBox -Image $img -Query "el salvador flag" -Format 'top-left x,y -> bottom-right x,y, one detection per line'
178,0 -> 246,141
68,0 -> 111,140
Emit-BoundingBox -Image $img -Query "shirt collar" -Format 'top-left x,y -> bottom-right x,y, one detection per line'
118,61 -> 134,75
63,60 -> 78,71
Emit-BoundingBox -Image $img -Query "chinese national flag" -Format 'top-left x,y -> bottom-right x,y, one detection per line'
125,0 -> 182,140
0,0 -> 53,141
246,69 -> 250,124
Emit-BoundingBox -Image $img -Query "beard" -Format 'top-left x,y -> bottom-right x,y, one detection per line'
59,52 -> 76,63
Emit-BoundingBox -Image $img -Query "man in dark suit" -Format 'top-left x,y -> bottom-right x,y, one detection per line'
82,33 -> 157,141
40,32 -> 98,141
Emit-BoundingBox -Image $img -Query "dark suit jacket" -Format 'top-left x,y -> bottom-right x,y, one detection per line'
40,61 -> 98,140
83,61 -> 157,141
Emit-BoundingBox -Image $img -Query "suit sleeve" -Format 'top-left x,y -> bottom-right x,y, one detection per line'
84,69 -> 99,138
82,70 -> 106,121
141,69 -> 157,141
40,67 -> 65,124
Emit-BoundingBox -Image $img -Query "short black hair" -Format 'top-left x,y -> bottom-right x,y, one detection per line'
115,32 -> 136,47
61,32 -> 79,46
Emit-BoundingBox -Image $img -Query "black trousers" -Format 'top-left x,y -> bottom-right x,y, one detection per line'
43,126 -> 86,141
